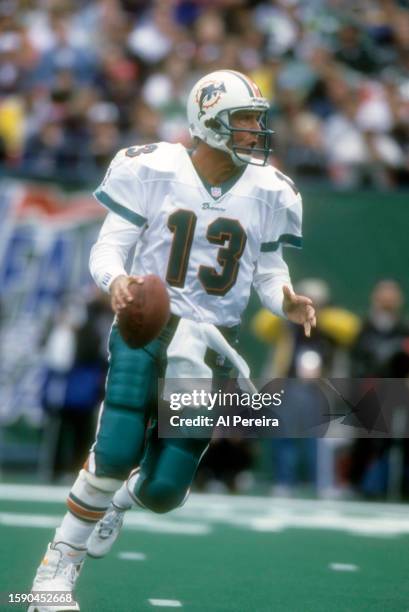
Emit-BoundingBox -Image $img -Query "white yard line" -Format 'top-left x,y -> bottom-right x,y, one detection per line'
124,513 -> 210,535
117,551 -> 146,561
0,483 -> 69,502
0,512 -> 60,528
0,511 -> 210,535
148,599 -> 182,607
329,563 -> 359,572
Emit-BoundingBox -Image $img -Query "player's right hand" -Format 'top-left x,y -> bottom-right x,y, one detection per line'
110,275 -> 143,314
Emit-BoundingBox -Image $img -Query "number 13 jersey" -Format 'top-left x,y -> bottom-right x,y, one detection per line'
92,142 -> 302,327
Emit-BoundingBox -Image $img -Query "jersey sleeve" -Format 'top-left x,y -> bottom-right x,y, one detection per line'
253,246 -> 292,317
89,211 -> 143,292
260,182 -> 303,253
93,149 -> 147,229
254,178 -> 302,317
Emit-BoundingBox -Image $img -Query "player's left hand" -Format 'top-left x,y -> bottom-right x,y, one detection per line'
282,285 -> 317,337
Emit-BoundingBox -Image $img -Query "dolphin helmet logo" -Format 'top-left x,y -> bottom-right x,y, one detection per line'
196,81 -> 226,118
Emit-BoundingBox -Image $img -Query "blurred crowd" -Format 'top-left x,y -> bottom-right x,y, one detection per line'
0,0 -> 408,187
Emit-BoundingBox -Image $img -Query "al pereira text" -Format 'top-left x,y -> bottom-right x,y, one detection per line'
169,415 -> 279,428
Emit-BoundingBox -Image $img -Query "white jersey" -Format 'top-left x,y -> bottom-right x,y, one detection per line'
90,142 -> 302,327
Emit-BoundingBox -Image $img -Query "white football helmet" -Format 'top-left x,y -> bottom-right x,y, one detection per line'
187,69 -> 273,166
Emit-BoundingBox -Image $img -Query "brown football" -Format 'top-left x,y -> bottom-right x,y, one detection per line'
117,275 -> 170,348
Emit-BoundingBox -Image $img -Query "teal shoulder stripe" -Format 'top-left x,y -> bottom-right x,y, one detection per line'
261,234 -> 302,252
94,189 -> 147,227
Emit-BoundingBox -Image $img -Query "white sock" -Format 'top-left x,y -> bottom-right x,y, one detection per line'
112,480 -> 134,510
54,512 -> 95,548
54,469 -> 121,547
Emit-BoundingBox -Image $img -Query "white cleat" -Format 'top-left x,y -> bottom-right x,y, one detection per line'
86,503 -> 126,558
28,541 -> 86,612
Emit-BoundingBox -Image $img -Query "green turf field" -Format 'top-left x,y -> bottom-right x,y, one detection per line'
1,485 -> 409,611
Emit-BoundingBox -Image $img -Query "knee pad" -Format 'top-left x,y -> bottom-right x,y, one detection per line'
91,404 -> 147,480
136,478 -> 186,514
131,439 -> 209,514
106,326 -> 158,409
67,469 -> 122,523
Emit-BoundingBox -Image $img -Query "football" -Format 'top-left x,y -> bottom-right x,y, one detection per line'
117,275 -> 170,348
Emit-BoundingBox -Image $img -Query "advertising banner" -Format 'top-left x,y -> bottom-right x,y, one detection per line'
0,179 -> 105,424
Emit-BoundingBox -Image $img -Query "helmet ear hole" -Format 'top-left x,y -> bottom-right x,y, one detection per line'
204,118 -> 221,131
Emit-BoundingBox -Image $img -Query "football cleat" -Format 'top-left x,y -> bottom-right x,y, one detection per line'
86,503 -> 126,558
28,541 -> 86,612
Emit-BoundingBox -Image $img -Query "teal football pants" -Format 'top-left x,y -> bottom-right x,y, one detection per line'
89,317 -> 236,513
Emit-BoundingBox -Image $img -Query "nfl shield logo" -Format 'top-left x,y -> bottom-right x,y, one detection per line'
211,186 -> 222,198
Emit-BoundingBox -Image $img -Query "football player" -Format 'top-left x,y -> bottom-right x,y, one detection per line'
28,69 -> 315,611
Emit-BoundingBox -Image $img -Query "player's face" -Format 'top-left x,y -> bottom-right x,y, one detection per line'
229,110 -> 263,157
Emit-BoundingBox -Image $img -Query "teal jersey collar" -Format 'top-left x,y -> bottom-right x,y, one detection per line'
187,149 -> 246,200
